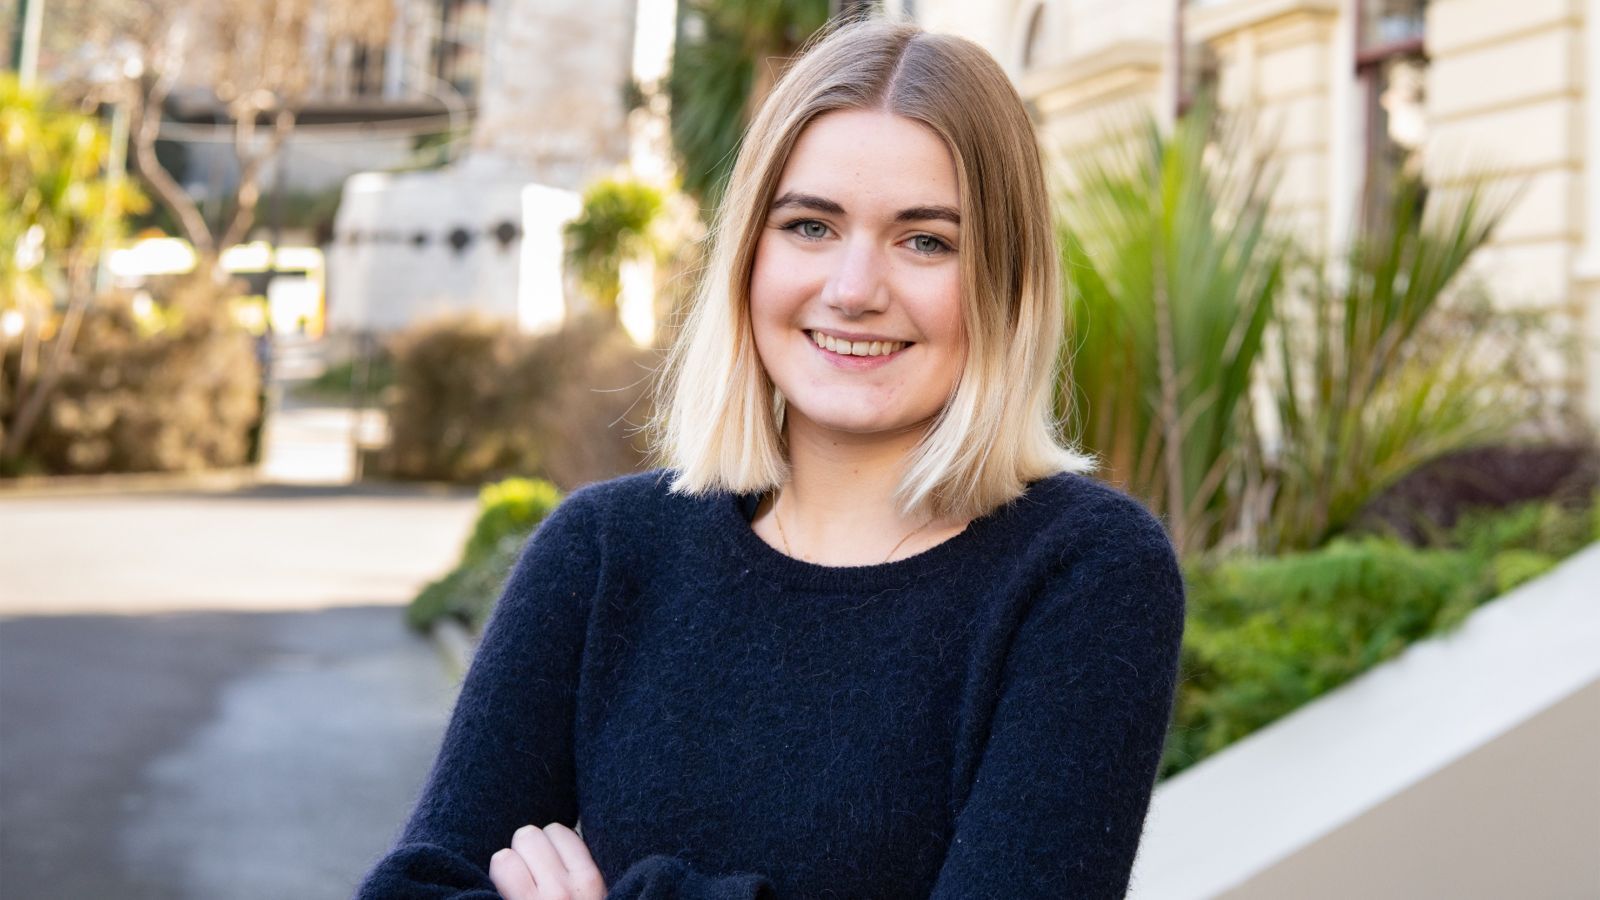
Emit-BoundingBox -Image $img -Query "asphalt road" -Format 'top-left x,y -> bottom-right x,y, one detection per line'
0,482 -> 482,899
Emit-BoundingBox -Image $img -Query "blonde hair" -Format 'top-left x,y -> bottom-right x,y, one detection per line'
650,18 -> 1094,522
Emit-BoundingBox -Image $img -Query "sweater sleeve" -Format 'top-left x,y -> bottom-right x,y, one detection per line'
354,488 -> 604,899
928,500 -> 1187,900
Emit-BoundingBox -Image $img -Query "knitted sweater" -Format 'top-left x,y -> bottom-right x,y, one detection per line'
355,467 -> 1186,899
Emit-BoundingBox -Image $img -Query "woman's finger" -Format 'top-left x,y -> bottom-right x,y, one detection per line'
510,824 -> 569,895
488,846 -> 537,900
541,823 -> 607,898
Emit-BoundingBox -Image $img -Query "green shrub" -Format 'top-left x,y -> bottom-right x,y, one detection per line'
408,476 -> 565,630
462,477 -> 563,567
1443,496 -> 1595,562
1487,550 -> 1558,595
1163,493 -> 1597,779
407,534 -> 525,631
1168,538 -> 1477,775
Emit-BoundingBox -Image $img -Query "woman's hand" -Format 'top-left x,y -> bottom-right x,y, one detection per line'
489,823 -> 608,900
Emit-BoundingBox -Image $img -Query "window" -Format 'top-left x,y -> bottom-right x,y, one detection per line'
433,0 -> 488,99
1356,0 -> 1428,230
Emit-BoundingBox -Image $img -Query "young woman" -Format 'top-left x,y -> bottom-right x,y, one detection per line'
357,18 -> 1185,900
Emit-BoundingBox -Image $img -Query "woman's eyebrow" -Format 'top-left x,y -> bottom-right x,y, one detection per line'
894,204 -> 961,226
771,191 -> 960,226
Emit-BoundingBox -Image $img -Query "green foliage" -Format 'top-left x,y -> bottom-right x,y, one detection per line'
408,477 -> 565,630
1059,97 -> 1284,556
407,528 -> 524,631
2,74 -> 158,471
667,0 -> 830,208
1,74 -> 149,305
1170,538 -> 1474,773
1059,96 -> 1529,557
1486,550 -> 1558,595
564,178 -> 665,316
1164,494 -> 1597,778
1443,496 -> 1596,560
1264,175 -> 1523,551
462,477 -> 564,568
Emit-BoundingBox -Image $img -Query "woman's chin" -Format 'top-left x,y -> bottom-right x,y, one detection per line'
787,406 -> 929,440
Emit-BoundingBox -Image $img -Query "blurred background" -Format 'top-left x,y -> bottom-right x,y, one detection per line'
1,0 -> 1596,897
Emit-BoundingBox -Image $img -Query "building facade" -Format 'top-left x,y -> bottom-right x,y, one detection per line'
911,0 -> 1598,428
327,0 -> 673,343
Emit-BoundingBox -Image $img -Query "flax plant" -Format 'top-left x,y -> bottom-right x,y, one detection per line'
1056,98 -> 1285,556
1263,175 -> 1524,551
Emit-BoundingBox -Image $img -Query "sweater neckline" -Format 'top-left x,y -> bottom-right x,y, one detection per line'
716,484 -> 1012,593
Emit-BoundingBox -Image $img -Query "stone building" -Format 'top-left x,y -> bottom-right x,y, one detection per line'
910,0 -> 1599,428
327,0 -> 674,343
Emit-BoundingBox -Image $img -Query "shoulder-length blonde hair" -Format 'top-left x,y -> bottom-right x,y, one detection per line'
650,18 -> 1094,522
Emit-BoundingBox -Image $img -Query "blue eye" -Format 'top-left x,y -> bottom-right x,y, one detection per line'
911,234 -> 951,255
794,221 -> 828,239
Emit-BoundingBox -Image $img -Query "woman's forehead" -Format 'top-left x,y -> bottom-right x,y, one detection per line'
774,110 -> 960,216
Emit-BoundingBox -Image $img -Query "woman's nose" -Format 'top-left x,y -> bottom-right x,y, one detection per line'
820,239 -> 889,318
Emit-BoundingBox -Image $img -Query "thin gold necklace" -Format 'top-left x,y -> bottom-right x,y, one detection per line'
771,487 -> 932,564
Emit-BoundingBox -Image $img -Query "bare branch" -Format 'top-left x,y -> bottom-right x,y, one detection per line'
129,69 -> 217,259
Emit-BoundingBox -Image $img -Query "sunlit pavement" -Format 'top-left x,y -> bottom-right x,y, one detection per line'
0,337 -> 482,899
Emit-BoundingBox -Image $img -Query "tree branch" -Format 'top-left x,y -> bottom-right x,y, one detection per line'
130,70 -> 217,261
218,103 -> 295,252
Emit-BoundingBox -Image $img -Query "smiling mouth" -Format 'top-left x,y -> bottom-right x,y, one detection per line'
806,330 -> 912,358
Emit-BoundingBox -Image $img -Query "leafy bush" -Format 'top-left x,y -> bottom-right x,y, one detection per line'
408,477 -> 564,630
0,276 -> 262,476
2,74 -> 153,471
461,477 -> 563,567
381,313 -> 654,488
1163,493 -> 1597,779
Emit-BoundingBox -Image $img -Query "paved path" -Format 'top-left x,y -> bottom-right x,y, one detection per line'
0,484 -> 479,615
1,607 -> 456,899
0,338 -> 488,899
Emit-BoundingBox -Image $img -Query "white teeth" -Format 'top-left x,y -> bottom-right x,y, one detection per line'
808,331 -> 906,357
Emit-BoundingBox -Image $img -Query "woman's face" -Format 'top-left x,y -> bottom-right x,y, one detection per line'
750,109 -> 966,443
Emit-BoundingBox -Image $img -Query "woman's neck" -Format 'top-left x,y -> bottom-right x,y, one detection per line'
753,414 -> 968,566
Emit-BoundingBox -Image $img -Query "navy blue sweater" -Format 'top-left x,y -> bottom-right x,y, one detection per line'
355,467 -> 1185,899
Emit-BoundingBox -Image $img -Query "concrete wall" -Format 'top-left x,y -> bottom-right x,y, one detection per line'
326,161 -> 578,335
1225,680 -> 1600,899
1128,543 -> 1600,898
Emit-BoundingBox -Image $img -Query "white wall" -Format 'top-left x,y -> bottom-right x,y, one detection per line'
1129,544 -> 1600,899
